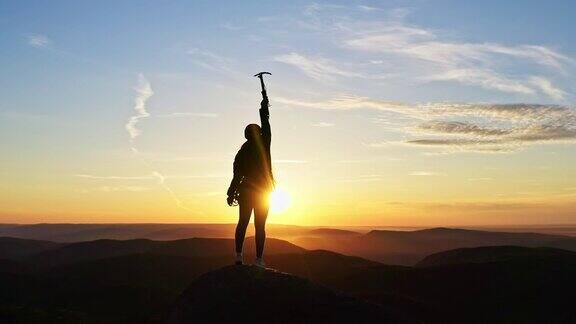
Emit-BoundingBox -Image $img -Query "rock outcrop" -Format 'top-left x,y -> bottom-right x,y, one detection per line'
169,265 -> 407,323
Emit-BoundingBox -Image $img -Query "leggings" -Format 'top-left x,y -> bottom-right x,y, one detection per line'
235,188 -> 269,258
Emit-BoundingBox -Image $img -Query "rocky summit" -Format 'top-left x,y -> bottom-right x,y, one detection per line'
168,265 -> 408,323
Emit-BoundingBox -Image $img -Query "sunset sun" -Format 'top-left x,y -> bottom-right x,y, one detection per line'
269,187 -> 292,213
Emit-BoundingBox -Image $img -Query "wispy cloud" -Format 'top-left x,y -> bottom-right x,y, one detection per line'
151,171 -> 191,211
337,174 -> 384,182
220,22 -> 242,31
529,76 -> 566,100
126,74 -> 153,141
410,171 -> 446,176
362,140 -> 402,148
357,5 -> 381,12
406,103 -> 576,152
96,186 -> 150,192
343,24 -> 571,99
170,174 -> 227,179
123,75 -> 192,212
75,174 -> 154,180
278,5 -> 573,101
274,53 -> 364,81
275,95 -> 412,114
150,156 -> 223,163
157,112 -> 219,118
187,48 -> 236,74
75,173 -> 224,180
417,121 -> 512,137
27,34 -> 51,48
311,122 -> 334,127
279,93 -> 576,153
303,3 -> 345,16
77,186 -> 151,194
421,68 -> 535,95
345,31 -> 571,70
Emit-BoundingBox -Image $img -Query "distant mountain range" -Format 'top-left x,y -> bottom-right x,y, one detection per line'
0,223 -> 302,242
3,224 -> 576,265
1,232 -> 575,323
293,226 -> 576,264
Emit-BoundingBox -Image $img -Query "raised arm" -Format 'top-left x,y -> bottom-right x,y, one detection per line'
259,99 -> 271,143
259,98 -> 274,185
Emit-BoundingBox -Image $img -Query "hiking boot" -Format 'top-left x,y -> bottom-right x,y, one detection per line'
254,258 -> 266,268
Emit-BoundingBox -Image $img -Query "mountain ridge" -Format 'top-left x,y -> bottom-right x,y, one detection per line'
416,245 -> 576,267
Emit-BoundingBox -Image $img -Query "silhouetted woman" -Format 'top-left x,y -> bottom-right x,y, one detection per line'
227,98 -> 273,267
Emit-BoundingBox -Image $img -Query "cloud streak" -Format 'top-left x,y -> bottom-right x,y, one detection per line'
279,94 -> 576,153
27,34 -> 51,48
151,171 -> 191,211
407,104 -> 576,152
343,25 -> 572,99
275,95 -> 412,115
75,174 -> 154,180
96,186 -> 150,192
417,121 -> 512,137
123,75 -> 192,212
277,5 -> 574,101
311,122 -> 334,127
75,173 -> 225,180
157,112 -> 219,118
187,48 -> 236,74
410,171 -> 446,176
126,74 -> 153,141
274,53 -> 365,81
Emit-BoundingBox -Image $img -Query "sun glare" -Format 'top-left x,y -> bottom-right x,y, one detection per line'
269,187 -> 292,213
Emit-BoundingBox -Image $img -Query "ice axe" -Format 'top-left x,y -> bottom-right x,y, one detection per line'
254,71 -> 271,104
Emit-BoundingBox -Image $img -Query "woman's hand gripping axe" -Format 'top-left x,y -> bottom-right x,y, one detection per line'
254,72 -> 271,104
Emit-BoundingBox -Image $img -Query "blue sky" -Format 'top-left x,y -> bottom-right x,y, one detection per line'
1,0 -> 575,225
